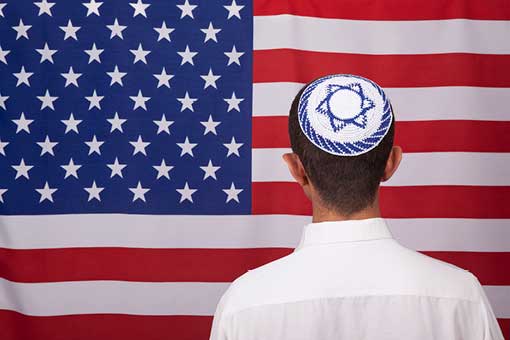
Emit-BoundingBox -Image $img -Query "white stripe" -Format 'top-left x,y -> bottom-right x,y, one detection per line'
389,219 -> 510,252
254,15 -> 510,54
0,278 -> 507,317
386,152 -> 510,186
252,149 -> 510,186
0,278 -> 227,316
0,214 -> 306,249
483,286 -> 510,319
1,215 -> 510,252
253,82 -> 510,121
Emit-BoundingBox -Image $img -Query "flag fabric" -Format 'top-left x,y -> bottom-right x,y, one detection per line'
0,0 -> 509,339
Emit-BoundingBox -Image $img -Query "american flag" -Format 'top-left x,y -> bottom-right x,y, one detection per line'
0,0 -> 509,339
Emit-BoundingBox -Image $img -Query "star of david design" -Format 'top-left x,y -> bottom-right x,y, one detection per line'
316,82 -> 375,132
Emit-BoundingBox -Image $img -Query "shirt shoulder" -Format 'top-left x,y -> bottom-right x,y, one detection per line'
219,251 -> 299,316
211,235 -> 505,340
221,240 -> 485,318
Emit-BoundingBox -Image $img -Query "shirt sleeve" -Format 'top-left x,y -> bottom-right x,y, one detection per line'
209,286 -> 232,340
472,274 -> 505,340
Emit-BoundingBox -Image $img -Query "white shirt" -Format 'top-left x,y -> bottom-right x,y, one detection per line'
209,218 -> 503,340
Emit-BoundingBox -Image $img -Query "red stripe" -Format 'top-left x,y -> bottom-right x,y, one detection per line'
0,310 -> 212,340
254,0 -> 510,20
252,117 -> 510,152
420,251 -> 510,286
253,49 -> 510,87
0,247 -> 292,283
0,311 -> 507,340
499,318 -> 510,340
395,120 -> 510,153
253,116 -> 291,148
252,182 -> 510,218
0,247 -> 508,285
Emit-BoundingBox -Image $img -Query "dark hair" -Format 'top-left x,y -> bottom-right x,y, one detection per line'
288,83 -> 395,216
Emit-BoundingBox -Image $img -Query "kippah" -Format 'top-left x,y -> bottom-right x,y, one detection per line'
298,74 -> 393,156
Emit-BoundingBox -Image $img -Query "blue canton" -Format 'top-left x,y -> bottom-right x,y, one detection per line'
0,0 -> 253,215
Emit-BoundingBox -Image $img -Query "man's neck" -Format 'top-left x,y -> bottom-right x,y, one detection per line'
311,197 -> 381,223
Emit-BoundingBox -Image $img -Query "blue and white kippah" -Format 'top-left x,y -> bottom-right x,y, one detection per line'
298,74 -> 393,156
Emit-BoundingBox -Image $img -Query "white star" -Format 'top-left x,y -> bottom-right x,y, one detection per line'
36,182 -> 57,203
153,159 -> 174,179
0,3 -> 6,18
107,18 -> 127,39
107,112 -> 126,133
61,113 -> 82,134
85,135 -> 104,155
13,66 -> 33,87
35,0 -> 55,16
12,113 -> 33,134
176,91 -> 197,112
225,45 -> 244,66
130,0 -> 150,17
84,181 -> 104,202
201,22 -> 221,42
201,68 -> 221,89
153,67 -> 174,88
59,20 -> 80,40
0,95 -> 8,108
153,114 -> 174,135
61,158 -> 81,179
224,0 -> 244,19
37,135 -> 58,156
130,135 -> 150,156
0,189 -> 7,203
154,22 -> 174,42
130,90 -> 150,110
83,0 -> 102,16
224,92 -> 244,112
0,93 -> 7,110
200,115 -> 220,135
200,160 -> 220,180
85,43 -> 103,63
12,159 -> 33,179
37,89 -> 58,110
177,0 -> 196,19
106,65 -> 127,86
0,138 -> 8,156
130,43 -> 150,64
0,45 -> 10,64
176,182 -> 196,203
129,181 -> 149,202
61,66 -> 82,87
223,136 -> 243,157
223,182 -> 243,202
85,90 -> 104,110
13,19 -> 32,40
177,45 -> 197,65
36,43 -> 57,63
177,137 -> 197,157
107,158 -> 126,178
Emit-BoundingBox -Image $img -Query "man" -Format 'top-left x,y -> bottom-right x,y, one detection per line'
209,74 -> 504,340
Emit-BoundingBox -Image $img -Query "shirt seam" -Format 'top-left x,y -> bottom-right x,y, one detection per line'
297,236 -> 394,248
223,293 -> 481,319
294,237 -> 394,252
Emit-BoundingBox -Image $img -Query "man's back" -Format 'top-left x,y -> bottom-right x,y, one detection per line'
210,218 -> 503,340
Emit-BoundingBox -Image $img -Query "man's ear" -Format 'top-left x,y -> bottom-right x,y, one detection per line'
381,146 -> 403,182
282,153 -> 309,187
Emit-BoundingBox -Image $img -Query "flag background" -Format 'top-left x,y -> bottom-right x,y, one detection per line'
0,0 -> 509,339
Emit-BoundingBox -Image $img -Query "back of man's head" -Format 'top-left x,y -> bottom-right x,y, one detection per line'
287,76 -> 396,216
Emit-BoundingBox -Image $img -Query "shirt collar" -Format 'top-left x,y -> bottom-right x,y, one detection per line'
295,217 -> 393,251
